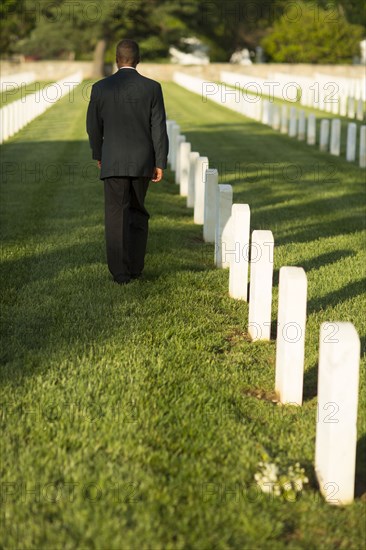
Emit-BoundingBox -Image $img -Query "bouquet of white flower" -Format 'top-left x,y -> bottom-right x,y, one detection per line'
254,457 -> 309,501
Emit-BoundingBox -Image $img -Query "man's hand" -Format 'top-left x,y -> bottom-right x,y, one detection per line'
151,167 -> 163,182
97,160 -> 101,169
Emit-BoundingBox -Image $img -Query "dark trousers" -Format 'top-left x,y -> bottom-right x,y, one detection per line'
103,176 -> 150,281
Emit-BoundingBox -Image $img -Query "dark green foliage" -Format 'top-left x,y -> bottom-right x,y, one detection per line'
262,1 -> 364,63
3,1 -> 364,63
0,0 -> 37,54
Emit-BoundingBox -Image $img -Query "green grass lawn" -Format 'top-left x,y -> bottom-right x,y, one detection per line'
1,81 -> 55,106
0,80 -> 365,549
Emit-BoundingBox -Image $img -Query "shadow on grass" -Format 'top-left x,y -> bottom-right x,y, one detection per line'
303,364 -> 318,402
355,433 -> 366,498
292,250 -> 355,272
307,278 -> 366,317
0,241 -> 102,289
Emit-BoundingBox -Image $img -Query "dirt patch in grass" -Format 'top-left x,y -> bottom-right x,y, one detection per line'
242,387 -> 279,403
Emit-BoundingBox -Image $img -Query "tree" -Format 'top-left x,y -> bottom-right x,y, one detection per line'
8,0 -> 289,67
0,0 -> 36,54
12,0 -> 202,74
4,1 -> 365,66
317,0 -> 366,29
261,1 -> 364,63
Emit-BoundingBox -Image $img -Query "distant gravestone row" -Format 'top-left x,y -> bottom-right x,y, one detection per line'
0,72 -> 83,144
221,70 -> 365,121
173,72 -> 366,169
167,118 -> 361,507
0,71 -> 36,93
262,101 -> 366,168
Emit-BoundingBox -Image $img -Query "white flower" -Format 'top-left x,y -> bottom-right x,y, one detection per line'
261,482 -> 274,494
254,458 -> 308,499
294,479 -> 303,491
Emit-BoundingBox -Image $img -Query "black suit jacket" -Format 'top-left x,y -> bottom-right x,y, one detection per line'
86,68 -> 169,179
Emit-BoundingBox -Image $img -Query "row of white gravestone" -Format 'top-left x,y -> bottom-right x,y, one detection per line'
172,73 -> 366,169
223,192 -> 360,507
0,71 -> 36,92
220,70 -> 365,120
262,100 -> 366,168
167,118 -> 361,506
0,72 -> 83,145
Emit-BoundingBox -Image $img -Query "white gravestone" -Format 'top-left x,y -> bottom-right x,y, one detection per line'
331,96 -> 339,115
356,99 -> 364,122
280,105 -> 288,134
229,204 -> 250,301
166,120 -> 175,166
0,107 -> 8,143
168,122 -> 176,167
346,123 -> 357,162
272,104 -> 281,131
0,108 -> 3,144
330,119 -> 341,156
347,97 -> 355,119
307,114 -> 316,145
360,126 -> 366,169
315,322 -> 360,506
221,214 -> 235,269
324,92 -> 332,113
14,103 -> 19,133
248,230 -> 274,341
203,169 -> 218,243
268,102 -> 274,127
298,110 -> 306,141
175,135 -> 186,184
12,102 -> 18,136
8,102 -> 14,137
194,156 -> 209,225
261,100 -> 269,124
187,152 -> 199,208
275,267 -> 307,406
215,184 -> 233,268
170,123 -> 181,171
340,95 -> 347,117
6,103 -> 11,137
179,142 -> 191,196
319,120 -> 330,152
14,102 -> 20,135
289,107 -> 297,137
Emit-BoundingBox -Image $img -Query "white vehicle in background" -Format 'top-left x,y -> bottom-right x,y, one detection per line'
169,37 -> 210,65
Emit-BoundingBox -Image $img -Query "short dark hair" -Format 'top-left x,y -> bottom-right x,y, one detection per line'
116,39 -> 140,66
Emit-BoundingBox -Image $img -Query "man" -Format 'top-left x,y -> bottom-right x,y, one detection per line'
86,39 -> 169,284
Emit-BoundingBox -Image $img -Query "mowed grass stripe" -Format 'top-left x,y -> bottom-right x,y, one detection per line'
0,80 -> 364,549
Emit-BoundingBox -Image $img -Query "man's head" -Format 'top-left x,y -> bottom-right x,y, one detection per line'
116,39 -> 140,68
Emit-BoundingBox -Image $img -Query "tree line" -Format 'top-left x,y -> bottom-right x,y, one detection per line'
1,0 -> 364,71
